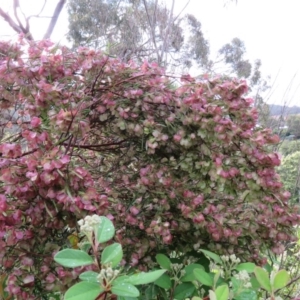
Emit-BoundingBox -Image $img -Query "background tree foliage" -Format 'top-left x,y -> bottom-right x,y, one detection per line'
67,0 -> 210,71
287,115 -> 300,137
278,151 -> 300,205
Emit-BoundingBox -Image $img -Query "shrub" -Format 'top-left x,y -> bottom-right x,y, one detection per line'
55,214 -> 298,300
0,38 -> 299,297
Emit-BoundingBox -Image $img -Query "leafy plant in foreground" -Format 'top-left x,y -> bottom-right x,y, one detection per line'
54,215 -> 166,300
144,250 -> 294,300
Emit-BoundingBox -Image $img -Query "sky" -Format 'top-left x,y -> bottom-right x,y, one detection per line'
0,0 -> 299,106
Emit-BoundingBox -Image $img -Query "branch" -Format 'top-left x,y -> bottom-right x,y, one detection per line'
43,0 -> 66,40
142,0 -> 161,63
161,0 -> 175,65
0,2 -> 33,40
0,7 -> 24,38
13,0 -> 26,32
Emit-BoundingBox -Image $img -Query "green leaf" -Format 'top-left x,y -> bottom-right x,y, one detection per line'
155,254 -> 171,271
117,297 -> 138,300
80,242 -> 92,253
254,267 -> 271,292
215,284 -> 229,300
195,254 -> 210,272
231,277 -> 241,292
174,282 -> 195,300
54,249 -> 94,268
199,249 -> 222,264
154,273 -> 172,289
64,281 -> 103,300
235,289 -> 257,300
127,270 -> 166,285
235,263 -> 256,273
113,275 -> 130,285
181,264 -> 204,282
101,243 -> 123,267
79,271 -> 99,283
250,277 -> 260,290
95,216 -> 115,243
272,270 -> 290,290
145,284 -> 159,300
263,263 -> 272,274
193,269 -> 214,287
111,282 -> 139,297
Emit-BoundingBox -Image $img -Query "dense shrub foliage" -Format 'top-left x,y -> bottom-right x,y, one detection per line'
0,39 -> 299,298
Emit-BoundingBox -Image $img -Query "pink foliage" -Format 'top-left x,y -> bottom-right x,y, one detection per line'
0,38 -> 299,297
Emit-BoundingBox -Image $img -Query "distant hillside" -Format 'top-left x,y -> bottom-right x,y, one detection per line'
269,104 -> 300,116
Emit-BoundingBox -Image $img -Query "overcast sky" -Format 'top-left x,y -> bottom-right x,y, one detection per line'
0,0 -> 299,106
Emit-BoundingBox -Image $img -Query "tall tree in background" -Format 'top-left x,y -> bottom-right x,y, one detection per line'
67,0 -> 210,71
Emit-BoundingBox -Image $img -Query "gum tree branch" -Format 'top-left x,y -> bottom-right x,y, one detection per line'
0,6 -> 33,40
43,0 -> 66,40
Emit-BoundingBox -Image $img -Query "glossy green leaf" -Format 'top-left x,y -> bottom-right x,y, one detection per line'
80,242 -> 92,253
254,267 -> 271,292
101,243 -> 123,267
273,270 -> 290,290
174,282 -> 195,300
250,277 -> 261,290
95,216 -> 115,243
127,269 -> 166,285
199,249 -> 222,264
154,273 -> 172,289
111,282 -> 139,297
194,268 -> 214,286
79,271 -> 99,283
113,275 -> 130,285
263,263 -> 272,274
181,264 -> 205,282
215,284 -> 229,300
64,281 -> 103,300
145,284 -> 159,300
235,289 -> 257,300
54,249 -> 94,268
235,263 -> 256,273
155,254 -> 171,271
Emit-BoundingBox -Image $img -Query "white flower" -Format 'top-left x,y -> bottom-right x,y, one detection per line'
78,215 -> 102,233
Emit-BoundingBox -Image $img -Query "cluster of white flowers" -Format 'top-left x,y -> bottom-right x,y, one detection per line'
171,263 -> 184,270
234,270 -> 252,288
78,215 -> 102,233
97,264 -> 120,282
221,254 -> 241,264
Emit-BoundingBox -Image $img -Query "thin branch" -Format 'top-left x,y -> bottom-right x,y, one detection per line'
0,7 -> 33,39
27,0 -> 47,21
13,0 -> 26,32
173,0 -> 190,23
142,0 -> 161,63
43,0 -> 66,40
0,1 -> 33,40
